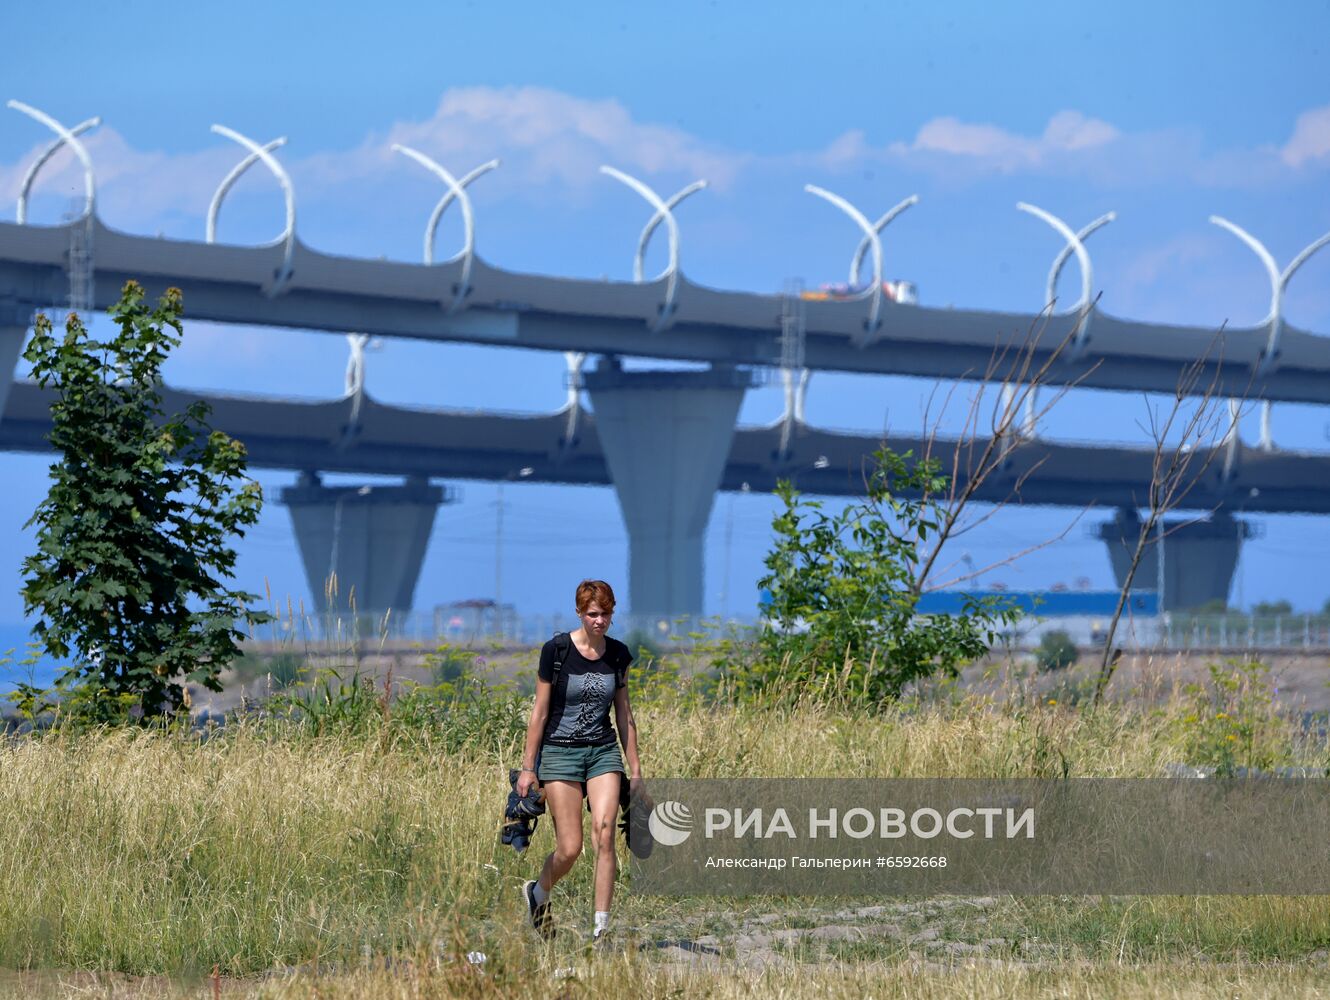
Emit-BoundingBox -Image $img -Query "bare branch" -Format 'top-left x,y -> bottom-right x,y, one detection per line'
927,507 -> 1088,591
1091,325 -> 1247,705
907,306 -> 1098,597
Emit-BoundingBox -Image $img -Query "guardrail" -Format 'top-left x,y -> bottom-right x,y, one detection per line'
245,609 -> 755,651
242,609 -> 1330,656
1158,614 -> 1330,652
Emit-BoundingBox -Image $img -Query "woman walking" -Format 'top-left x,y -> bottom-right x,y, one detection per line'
515,579 -> 642,944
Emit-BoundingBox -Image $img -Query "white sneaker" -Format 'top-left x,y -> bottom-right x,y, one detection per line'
522,880 -> 553,939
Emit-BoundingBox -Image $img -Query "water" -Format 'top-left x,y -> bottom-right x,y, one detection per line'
0,622 -> 59,694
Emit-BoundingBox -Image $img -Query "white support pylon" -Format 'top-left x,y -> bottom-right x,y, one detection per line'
15,115 -> 100,225
561,350 -> 587,450
8,101 -> 97,222
393,145 -> 497,314
340,332 -> 371,450
1208,215 -> 1330,453
206,136 -> 288,244
1021,210 -> 1116,436
848,194 -> 919,289
1017,202 -> 1098,359
601,166 -> 705,332
633,180 -> 707,283
805,184 -> 885,346
210,124 -> 297,297
1209,215 -> 1330,379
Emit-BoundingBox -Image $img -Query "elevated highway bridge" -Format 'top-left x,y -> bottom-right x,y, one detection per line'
4,381 -> 1325,513
2,379 -> 1324,615
1,106 -> 1326,619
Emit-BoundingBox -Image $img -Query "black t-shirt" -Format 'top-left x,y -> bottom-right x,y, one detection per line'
538,635 -> 632,747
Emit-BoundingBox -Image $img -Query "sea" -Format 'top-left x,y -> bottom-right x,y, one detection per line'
0,622 -> 59,694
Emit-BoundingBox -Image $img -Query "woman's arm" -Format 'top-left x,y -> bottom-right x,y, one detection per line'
516,678 -> 552,797
614,685 -> 643,786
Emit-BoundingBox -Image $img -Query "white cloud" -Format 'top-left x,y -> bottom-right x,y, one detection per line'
815,128 -> 871,170
1281,104 -> 1330,167
1115,233 -> 1220,300
805,107 -> 1330,189
304,86 -> 748,194
887,110 -> 1121,172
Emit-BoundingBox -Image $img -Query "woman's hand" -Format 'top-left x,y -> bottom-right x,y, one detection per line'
516,769 -> 538,798
629,773 -> 645,800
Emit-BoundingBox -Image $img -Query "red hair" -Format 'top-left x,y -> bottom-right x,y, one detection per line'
575,579 -> 617,614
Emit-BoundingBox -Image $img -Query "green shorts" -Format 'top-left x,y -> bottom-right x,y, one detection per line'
538,741 -> 624,784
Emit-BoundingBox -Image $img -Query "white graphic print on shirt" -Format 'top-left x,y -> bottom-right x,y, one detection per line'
570,670 -> 610,740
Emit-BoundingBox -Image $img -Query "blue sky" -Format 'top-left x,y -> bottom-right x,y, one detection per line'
1,0 -> 1329,643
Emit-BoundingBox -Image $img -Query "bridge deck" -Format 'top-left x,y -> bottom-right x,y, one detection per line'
1,217 -> 1328,402
2,381 -> 1326,513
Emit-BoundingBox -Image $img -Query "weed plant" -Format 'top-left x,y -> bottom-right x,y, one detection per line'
1175,658 -> 1294,775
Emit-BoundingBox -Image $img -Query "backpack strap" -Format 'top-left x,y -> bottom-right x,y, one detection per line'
551,631 -> 572,682
610,640 -> 630,689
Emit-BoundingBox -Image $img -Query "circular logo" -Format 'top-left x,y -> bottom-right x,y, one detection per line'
647,800 -> 694,846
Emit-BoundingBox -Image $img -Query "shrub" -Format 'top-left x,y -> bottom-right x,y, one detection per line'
728,447 -> 1019,705
1036,630 -> 1079,672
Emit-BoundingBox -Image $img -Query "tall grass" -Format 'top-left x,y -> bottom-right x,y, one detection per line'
0,667 -> 1326,984
4,957 -> 1330,999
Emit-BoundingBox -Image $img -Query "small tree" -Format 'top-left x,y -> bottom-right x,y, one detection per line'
1091,335 -> 1235,706
743,447 -> 1019,704
729,315 -> 1088,703
1035,629 -> 1078,672
21,281 -> 268,721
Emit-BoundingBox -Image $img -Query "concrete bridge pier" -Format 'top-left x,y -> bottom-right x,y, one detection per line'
1098,508 -> 1254,611
584,358 -> 754,620
280,473 -> 454,619
0,308 -> 31,421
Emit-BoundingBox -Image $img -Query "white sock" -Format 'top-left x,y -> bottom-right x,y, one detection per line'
532,880 -> 549,905
593,911 -> 610,936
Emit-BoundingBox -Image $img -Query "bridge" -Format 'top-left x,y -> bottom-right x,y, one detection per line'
3,215 -> 1330,405
1,104 -> 1327,618
3,374 -> 1324,614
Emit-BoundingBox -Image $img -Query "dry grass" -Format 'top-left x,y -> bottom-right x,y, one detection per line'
2,960 -> 1330,1000
0,686 -> 1326,996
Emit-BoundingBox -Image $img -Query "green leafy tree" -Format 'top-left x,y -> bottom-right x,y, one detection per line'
20,281 -> 269,721
739,447 -> 1019,704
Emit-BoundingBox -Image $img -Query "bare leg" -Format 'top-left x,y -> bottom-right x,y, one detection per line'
539,780 -> 585,892
585,770 -> 622,912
